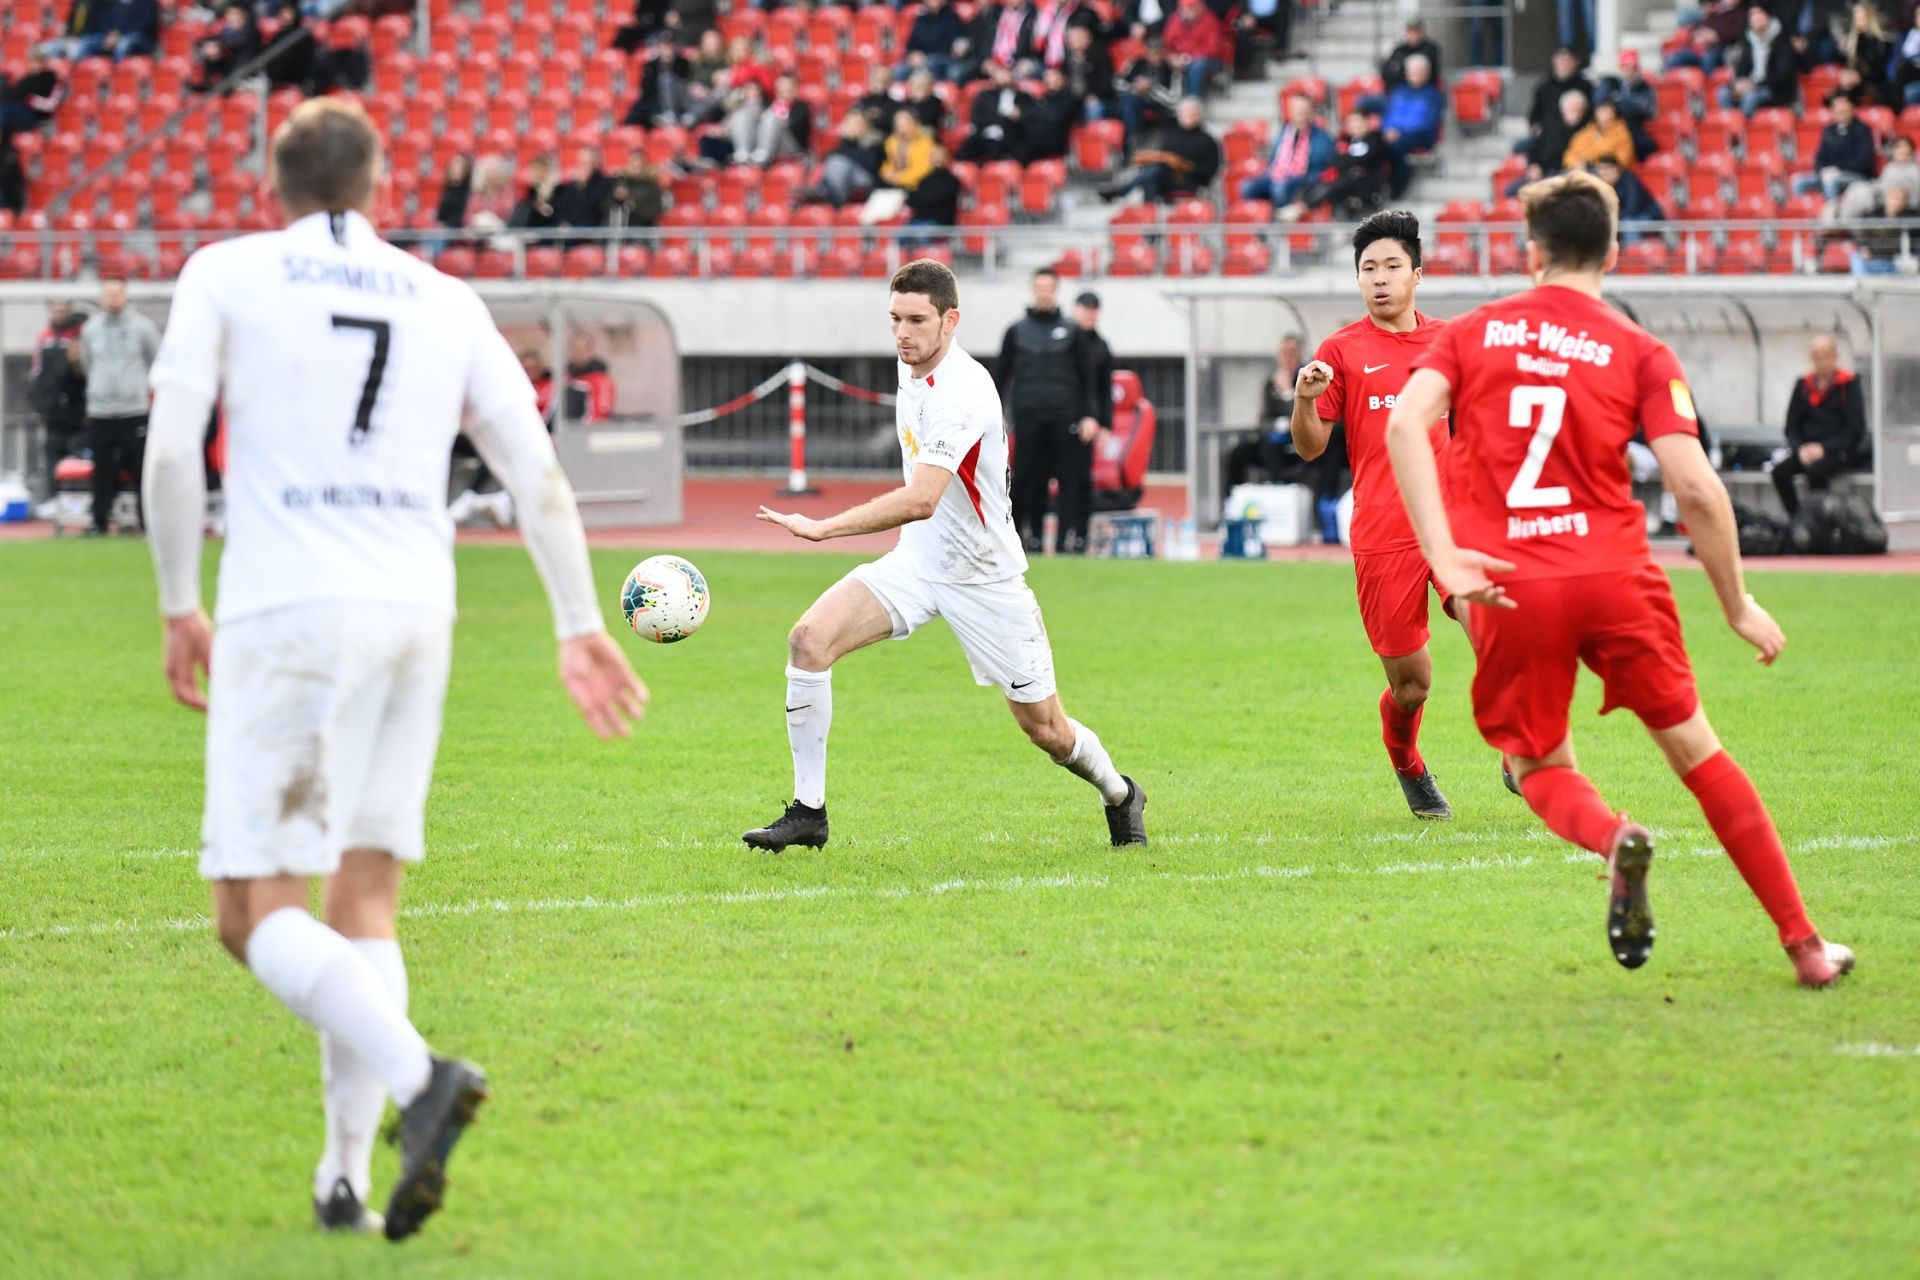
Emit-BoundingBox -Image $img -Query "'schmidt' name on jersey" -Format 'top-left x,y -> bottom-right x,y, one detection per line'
1481,319 -> 1614,371
283,484 -> 432,512
1508,510 -> 1591,541
282,254 -> 420,299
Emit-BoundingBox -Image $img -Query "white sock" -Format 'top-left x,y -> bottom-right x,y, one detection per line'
314,938 -> 408,1203
247,908 -> 432,1109
785,664 -> 833,809
1055,719 -> 1130,805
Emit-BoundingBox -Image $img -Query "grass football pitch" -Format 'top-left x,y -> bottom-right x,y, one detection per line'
2,540 -> 1917,1278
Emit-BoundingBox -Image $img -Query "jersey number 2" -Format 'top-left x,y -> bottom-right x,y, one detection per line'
331,314 -> 391,447
1506,386 -> 1571,509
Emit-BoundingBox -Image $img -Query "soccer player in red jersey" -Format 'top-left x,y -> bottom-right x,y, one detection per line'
1292,211 -> 1464,821
1384,172 -> 1853,988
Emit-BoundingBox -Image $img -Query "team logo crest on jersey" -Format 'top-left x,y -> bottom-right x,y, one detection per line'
1669,380 -> 1697,421
900,421 -> 921,459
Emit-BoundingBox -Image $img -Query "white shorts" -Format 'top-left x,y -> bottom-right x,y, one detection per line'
849,550 -> 1057,703
200,602 -> 453,880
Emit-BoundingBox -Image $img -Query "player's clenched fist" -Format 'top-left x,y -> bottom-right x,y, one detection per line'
1295,360 -> 1334,401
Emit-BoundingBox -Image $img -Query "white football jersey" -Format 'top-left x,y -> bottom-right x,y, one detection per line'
149,211 -> 535,625
893,342 -> 1027,584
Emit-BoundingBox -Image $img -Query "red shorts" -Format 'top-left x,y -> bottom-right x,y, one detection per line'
1468,563 -> 1701,761
1354,546 -> 1453,658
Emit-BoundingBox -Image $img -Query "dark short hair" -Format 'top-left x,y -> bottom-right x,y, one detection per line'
1827,90 -> 1853,107
1520,170 -> 1619,272
1352,209 -> 1422,271
271,98 -> 381,215
1032,266 -> 1058,281
891,259 -> 960,314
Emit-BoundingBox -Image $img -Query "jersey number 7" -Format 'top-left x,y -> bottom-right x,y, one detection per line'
331,314 -> 391,447
1506,386 -> 1571,509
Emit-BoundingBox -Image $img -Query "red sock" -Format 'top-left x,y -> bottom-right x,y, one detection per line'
1682,750 -> 1815,946
1518,766 -> 1619,855
1379,688 -> 1426,777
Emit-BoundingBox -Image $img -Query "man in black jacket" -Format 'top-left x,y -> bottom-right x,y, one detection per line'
1002,268 -> 1103,553
957,59 -> 1030,160
1101,96 -> 1219,202
1021,66 -> 1081,161
32,302 -> 89,475
1794,92 -> 1877,203
1772,336 -> 1867,515
1069,291 -> 1116,527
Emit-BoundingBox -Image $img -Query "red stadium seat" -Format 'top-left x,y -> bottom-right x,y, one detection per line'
1224,199 -> 1272,251
1223,120 -> 1268,172
1280,75 -> 1328,110
1021,160 -> 1065,215
1736,154 -> 1784,203
957,203 -> 1008,256
524,247 -> 564,278
1491,153 -> 1526,203
1337,75 -> 1385,120
977,159 -> 1021,210
1072,119 -> 1124,174
1654,67 -> 1703,119
851,7 -> 893,56
1107,241 -> 1159,277
1222,240 -> 1272,276
1793,109 -> 1832,164
1817,240 -> 1855,273
1687,153 -> 1735,205
1451,70 -> 1502,132
1696,108 -> 1746,158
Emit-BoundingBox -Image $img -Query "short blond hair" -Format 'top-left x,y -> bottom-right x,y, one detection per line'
271,98 -> 382,216
1519,170 -> 1620,272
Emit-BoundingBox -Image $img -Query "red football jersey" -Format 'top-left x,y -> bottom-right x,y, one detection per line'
1314,313 -> 1450,554
1411,285 -> 1698,581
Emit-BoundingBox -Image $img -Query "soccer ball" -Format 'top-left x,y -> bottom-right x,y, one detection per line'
621,555 -> 710,643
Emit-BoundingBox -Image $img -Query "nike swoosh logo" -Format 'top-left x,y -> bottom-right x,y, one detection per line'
785,704 -> 811,713
1010,680 -> 1034,690
1364,363 -> 1391,374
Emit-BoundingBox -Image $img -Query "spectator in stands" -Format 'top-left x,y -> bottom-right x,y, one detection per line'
1381,53 -> 1443,197
1525,47 -> 1591,151
76,277 -> 159,536
1772,335 -> 1867,513
1509,89 -> 1591,193
957,60 -> 1031,161
983,0 -> 1040,75
1118,36 -> 1180,147
882,109 -> 938,191
43,0 -> 158,63
432,153 -> 472,243
1597,49 -> 1656,129
1835,133 -> 1920,217
1063,24 -> 1116,122
1381,17 -> 1442,88
857,65 -> 899,133
1029,0 -> 1082,71
904,145 -> 962,247
813,111 -> 884,207
309,15 -> 373,94
1897,8 -> 1920,106
903,69 -> 948,130
737,74 -> 812,166
1562,97 -> 1637,171
1163,0 -> 1227,97
1722,4 -> 1800,115
1280,108 -> 1388,220
0,54 -> 66,135
195,5 -> 263,93
1666,0 -> 1752,74
675,29 -> 730,125
1794,92 -> 1879,201
510,155 -> 562,232
1242,0 -> 1293,62
1240,91 -> 1332,206
553,148 -> 610,239
31,302 -> 89,474
604,156 -> 666,230
1101,96 -> 1219,202
466,154 -> 516,234
669,0 -> 717,40
623,33 -> 691,128
723,35 -> 777,102
900,0 -> 970,83
1126,0 -> 1172,40
1468,5 -> 1506,68
1558,0 -> 1597,61
1850,180 -> 1914,270
613,0 -> 672,54
1783,0 -> 1848,68
566,332 -> 616,422
1590,155 -> 1668,241
1837,2 -> 1893,104
1224,333 -> 1309,489
1025,66 -> 1081,161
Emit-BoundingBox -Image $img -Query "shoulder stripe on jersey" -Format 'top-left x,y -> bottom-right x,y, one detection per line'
956,437 -> 985,525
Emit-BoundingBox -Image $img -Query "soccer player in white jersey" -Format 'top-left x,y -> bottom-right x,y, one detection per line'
746,259 -> 1147,852
141,101 -> 648,1242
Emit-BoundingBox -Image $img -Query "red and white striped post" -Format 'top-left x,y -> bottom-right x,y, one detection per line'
778,359 -> 820,496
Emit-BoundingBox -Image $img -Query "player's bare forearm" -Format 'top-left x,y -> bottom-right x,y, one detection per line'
758,465 -> 948,541
1291,399 -> 1331,460
1674,477 -> 1747,617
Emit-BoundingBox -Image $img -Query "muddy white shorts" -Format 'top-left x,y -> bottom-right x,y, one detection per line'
200,601 -> 453,880
848,550 -> 1057,703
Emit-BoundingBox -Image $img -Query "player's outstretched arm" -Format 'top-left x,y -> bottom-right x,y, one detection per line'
1649,432 -> 1785,664
1290,360 -> 1337,460
757,462 -> 951,541
142,385 -> 216,711
1386,368 -> 1516,608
